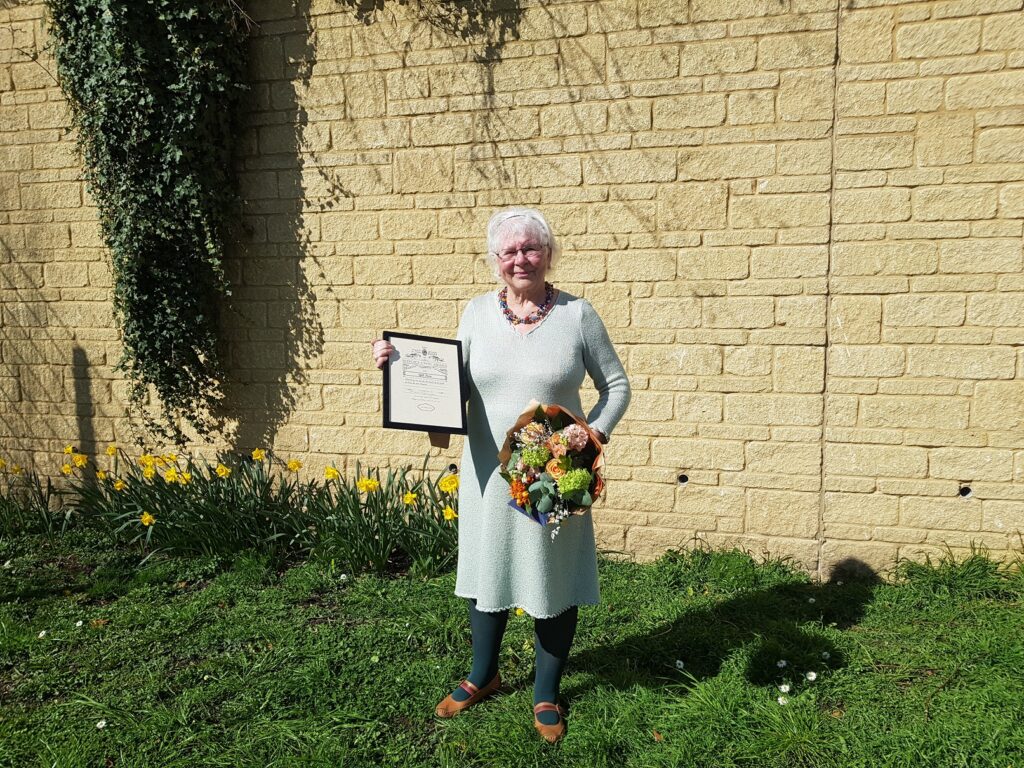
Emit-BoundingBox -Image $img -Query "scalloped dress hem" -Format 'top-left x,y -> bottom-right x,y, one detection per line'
453,592 -> 598,619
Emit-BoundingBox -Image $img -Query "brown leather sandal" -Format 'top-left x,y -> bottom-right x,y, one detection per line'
434,672 -> 502,718
533,701 -> 567,743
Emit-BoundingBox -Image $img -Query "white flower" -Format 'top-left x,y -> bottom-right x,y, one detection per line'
836,580 -> 844,586
776,659 -> 787,668
805,671 -> 818,682
777,696 -> 788,705
807,597 -> 816,604
675,659 -> 685,670
75,620 -> 84,627
38,630 -> 46,639
2,559 -> 11,569
778,683 -> 790,693
339,574 -> 348,582
96,719 -> 107,729
821,651 -> 830,660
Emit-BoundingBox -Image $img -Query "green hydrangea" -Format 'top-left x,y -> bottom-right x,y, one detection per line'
557,468 -> 592,495
520,444 -> 551,467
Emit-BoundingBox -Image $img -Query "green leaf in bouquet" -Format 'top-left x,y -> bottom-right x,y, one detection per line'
533,405 -> 546,421
499,469 -> 512,484
529,477 -> 555,495
536,494 -> 554,515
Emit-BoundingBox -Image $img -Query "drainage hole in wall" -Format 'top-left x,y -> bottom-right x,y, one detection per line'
448,463 -> 458,474
959,486 -> 973,498
677,473 -> 689,486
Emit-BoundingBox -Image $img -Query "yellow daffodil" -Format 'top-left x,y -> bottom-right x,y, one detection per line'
252,448 -> 266,461
0,458 -> 7,471
163,453 -> 177,464
138,454 -> 156,468
179,472 -> 192,485
142,465 -> 156,480
11,465 -> 21,475
286,459 -> 302,473
324,466 -> 340,481
155,456 -> 166,467
63,444 -> 74,455
72,453 -> 88,469
113,479 -> 126,492
356,477 -> 380,493
164,467 -> 178,483
140,512 -> 155,526
97,470 -> 107,481
215,463 -> 231,479
403,491 -> 417,506
515,607 -> 525,616
438,474 -> 459,494
60,463 -> 73,476
443,505 -> 457,521
105,444 -> 117,457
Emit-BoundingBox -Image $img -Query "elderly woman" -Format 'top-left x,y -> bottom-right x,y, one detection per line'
372,207 -> 630,743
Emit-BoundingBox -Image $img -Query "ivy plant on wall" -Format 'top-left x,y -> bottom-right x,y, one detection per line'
45,0 -> 250,444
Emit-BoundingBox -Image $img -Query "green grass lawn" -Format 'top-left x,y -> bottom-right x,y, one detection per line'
1,530 -> 1022,768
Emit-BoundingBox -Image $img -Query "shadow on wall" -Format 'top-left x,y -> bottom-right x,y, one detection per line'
215,0 -> 524,455
71,346 -> 96,480
214,0 -> 324,454
338,0 -> 523,65
337,0 -> 524,163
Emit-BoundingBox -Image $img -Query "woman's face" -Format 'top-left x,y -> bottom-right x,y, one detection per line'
495,223 -> 550,294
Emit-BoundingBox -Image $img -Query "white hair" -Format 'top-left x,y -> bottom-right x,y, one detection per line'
484,207 -> 561,281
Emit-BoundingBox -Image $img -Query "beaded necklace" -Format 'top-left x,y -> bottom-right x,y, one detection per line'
498,282 -> 555,326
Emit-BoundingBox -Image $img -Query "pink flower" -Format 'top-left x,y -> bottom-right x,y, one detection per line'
547,435 -> 568,458
562,424 -> 589,452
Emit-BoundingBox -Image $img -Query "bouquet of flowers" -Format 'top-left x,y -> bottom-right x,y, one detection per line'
498,400 -> 606,540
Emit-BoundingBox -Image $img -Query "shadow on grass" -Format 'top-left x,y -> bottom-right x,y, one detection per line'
568,555 -> 880,700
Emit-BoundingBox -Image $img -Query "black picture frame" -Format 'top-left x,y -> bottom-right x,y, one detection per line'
382,331 -> 468,435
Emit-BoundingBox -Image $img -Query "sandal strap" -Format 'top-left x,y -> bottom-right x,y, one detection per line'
459,679 -> 479,697
533,701 -> 562,714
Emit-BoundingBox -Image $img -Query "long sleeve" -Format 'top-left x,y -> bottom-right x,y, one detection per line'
579,298 -> 631,439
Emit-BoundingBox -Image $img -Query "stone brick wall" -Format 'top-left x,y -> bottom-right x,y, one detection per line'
1,0 -> 1022,577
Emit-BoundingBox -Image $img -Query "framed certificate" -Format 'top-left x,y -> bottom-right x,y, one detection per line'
382,331 -> 468,435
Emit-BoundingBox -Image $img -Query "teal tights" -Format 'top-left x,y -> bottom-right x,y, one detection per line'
451,598 -> 579,726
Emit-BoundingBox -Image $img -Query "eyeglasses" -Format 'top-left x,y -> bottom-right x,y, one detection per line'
494,244 -> 546,263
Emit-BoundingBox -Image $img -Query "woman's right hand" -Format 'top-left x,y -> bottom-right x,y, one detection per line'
371,339 -> 393,369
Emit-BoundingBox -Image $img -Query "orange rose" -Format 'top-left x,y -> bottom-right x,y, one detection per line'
545,458 -> 567,479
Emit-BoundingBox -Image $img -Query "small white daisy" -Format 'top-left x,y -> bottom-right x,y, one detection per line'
778,683 -> 790,693
836,580 -> 844,586
776,659 -> 787,668
805,671 -> 818,682
339,574 -> 348,582
675,659 -> 685,670
821,651 -> 831,660
777,696 -> 788,705
38,630 -> 47,639
96,719 -> 106,729
75,620 -> 84,627
807,597 -> 816,604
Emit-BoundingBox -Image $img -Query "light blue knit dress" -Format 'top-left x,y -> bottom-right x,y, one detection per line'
454,288 -> 632,618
